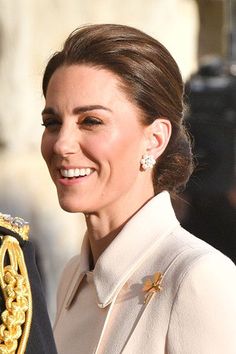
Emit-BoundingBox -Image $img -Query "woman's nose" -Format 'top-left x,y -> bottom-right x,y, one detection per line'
53,126 -> 79,156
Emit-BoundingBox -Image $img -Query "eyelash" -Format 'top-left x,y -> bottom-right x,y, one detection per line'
41,123 -> 55,128
81,116 -> 103,126
41,116 -> 103,129
41,118 -> 61,128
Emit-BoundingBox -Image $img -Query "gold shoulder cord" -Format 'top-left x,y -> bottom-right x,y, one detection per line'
0,214 -> 32,354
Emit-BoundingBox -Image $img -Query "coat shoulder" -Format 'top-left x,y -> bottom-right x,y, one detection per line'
165,231 -> 236,354
155,224 -> 234,272
55,255 -> 80,322
145,225 -> 236,300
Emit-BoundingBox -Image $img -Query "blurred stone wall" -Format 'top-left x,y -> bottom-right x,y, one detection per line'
196,0 -> 225,59
0,0 -> 199,320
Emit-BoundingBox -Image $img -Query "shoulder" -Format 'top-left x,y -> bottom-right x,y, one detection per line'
166,251 -> 236,353
160,223 -> 233,272
55,255 -> 80,319
0,212 -> 30,241
162,228 -> 236,353
152,224 -> 236,298
179,226 -> 236,276
0,212 -> 58,353
57,255 -> 80,297
175,249 -> 236,296
61,254 -> 81,279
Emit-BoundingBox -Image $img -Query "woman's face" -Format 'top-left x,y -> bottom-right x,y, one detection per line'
41,65 -> 155,214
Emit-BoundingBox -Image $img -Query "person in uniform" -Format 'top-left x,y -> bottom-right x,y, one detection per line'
0,212 -> 57,354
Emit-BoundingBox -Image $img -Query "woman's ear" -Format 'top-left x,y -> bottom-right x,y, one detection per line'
145,118 -> 172,159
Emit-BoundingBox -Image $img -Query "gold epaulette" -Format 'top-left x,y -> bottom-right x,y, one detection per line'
0,213 -> 32,353
0,213 -> 30,241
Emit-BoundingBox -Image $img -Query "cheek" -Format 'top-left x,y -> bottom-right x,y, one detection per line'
90,130 -> 143,172
113,130 -> 144,159
90,132 -> 127,157
41,133 -> 52,164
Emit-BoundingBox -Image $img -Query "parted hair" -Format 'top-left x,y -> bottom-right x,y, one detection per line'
42,24 -> 193,195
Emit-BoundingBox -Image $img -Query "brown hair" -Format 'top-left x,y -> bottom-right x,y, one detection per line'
42,24 -> 193,195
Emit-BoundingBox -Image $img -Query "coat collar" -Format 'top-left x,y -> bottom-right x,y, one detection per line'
66,191 -> 179,309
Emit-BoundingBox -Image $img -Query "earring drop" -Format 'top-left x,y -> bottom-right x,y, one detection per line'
140,154 -> 156,170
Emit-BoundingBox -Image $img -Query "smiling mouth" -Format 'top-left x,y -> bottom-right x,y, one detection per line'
60,168 -> 94,179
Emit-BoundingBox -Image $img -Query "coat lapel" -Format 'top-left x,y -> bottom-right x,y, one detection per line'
93,191 -> 179,308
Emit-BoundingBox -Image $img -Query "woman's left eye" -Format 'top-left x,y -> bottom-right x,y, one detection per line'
81,116 -> 103,126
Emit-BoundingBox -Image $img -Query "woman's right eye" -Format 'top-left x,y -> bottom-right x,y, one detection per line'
41,118 -> 61,130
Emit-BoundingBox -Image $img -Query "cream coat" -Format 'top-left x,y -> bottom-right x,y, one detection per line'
54,192 -> 236,353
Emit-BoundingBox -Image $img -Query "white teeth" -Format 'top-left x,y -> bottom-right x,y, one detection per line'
80,168 -> 86,176
67,170 -> 74,178
63,170 -> 69,178
74,168 -> 80,177
60,168 -> 93,178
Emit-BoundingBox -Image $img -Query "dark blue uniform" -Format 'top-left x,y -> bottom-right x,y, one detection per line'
0,213 -> 57,354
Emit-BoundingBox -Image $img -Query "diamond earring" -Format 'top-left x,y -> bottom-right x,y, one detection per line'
140,154 -> 156,170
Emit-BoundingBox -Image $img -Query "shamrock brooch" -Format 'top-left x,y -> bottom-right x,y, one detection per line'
143,272 -> 163,304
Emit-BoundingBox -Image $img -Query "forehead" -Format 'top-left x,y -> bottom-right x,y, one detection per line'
45,64 -> 142,118
46,65 -> 122,100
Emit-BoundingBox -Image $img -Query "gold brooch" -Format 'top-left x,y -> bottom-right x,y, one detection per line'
143,272 -> 163,304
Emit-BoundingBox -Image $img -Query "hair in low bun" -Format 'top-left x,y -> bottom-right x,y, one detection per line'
154,124 -> 194,195
43,24 -> 194,195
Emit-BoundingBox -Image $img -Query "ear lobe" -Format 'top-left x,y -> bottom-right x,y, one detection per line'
146,118 -> 172,159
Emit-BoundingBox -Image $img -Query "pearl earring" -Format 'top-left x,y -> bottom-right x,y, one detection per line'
140,154 -> 156,170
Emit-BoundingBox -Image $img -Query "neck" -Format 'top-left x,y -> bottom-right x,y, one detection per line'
84,189 -> 155,266
86,221 -> 125,267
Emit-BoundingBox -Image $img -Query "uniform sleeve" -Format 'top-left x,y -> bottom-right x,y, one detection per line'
167,253 -> 236,354
23,241 -> 58,354
0,220 -> 58,354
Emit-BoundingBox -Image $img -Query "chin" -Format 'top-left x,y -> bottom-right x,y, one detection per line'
58,195 -> 91,214
59,200 -> 82,213
60,205 -> 80,213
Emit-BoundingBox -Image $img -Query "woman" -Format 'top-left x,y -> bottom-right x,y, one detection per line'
41,24 -> 236,353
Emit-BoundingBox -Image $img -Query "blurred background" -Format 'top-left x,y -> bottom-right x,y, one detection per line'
0,0 -> 235,321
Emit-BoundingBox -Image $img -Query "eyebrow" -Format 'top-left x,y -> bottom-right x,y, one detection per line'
41,105 -> 112,115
